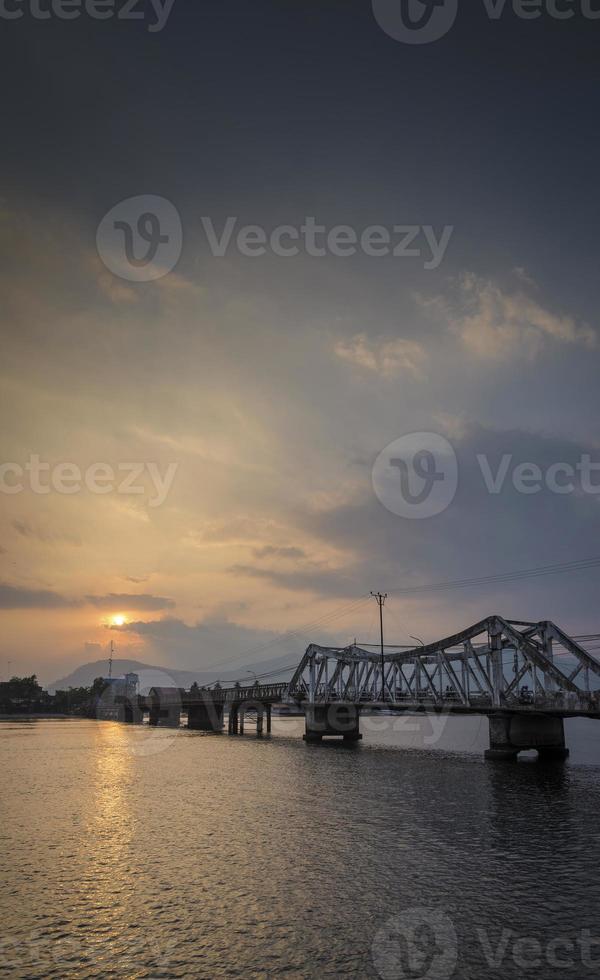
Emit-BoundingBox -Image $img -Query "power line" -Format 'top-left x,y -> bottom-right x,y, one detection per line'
199,594 -> 371,681
207,662 -> 298,688
385,602 -> 419,646
192,555 -> 600,686
386,556 -> 600,598
203,621 -> 600,688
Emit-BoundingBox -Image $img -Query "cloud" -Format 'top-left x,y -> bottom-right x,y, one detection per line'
91,256 -> 139,306
512,266 -> 537,288
334,333 -> 427,378
0,583 -> 76,609
3,203 -> 600,674
85,593 -> 175,611
198,517 -> 280,543
206,421 -> 600,638
252,545 -> 306,560
229,562 -> 359,598
12,519 -> 81,546
0,585 -> 175,611
441,273 -> 596,360
111,616 -> 309,672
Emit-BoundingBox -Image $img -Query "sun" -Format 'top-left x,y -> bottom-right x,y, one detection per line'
111,614 -> 127,627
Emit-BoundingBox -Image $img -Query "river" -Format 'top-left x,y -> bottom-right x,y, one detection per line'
2,715 -> 600,978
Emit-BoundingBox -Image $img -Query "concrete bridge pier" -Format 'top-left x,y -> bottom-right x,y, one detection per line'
485,713 -> 569,761
187,702 -> 224,732
254,703 -> 272,735
256,704 -> 272,735
227,701 -> 273,736
228,704 -> 240,735
148,704 -> 181,728
123,701 -> 144,725
303,704 -> 362,743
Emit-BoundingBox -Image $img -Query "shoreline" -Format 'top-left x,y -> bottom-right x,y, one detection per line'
0,713 -> 74,720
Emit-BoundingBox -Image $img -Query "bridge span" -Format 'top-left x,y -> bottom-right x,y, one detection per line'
114,616 -> 600,761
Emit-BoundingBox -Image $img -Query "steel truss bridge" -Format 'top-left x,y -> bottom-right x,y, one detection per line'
288,616 -> 600,715
111,616 -> 600,760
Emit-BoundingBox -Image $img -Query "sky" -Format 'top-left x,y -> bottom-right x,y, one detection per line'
1,0 -> 600,684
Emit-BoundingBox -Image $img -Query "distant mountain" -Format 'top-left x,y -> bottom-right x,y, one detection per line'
48,654 -> 294,694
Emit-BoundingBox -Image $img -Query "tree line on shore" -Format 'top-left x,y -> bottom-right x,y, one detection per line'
0,675 -> 110,715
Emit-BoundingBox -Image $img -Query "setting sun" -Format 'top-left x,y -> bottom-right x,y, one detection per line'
111,615 -> 127,627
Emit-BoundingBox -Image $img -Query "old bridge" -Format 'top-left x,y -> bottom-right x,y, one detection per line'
110,615 -> 600,760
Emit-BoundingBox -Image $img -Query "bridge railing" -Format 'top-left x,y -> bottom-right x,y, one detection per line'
303,689 -> 600,714
184,683 -> 289,705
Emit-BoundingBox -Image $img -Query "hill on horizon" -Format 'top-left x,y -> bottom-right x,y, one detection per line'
48,654 -> 294,693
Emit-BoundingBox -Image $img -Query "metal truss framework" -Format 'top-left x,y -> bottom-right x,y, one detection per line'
288,616 -> 600,715
141,683 -> 289,709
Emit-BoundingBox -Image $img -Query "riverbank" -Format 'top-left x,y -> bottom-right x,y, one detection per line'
0,713 -> 72,720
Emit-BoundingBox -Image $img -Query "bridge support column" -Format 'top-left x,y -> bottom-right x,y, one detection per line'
187,702 -> 224,732
303,704 -> 362,743
485,713 -> 569,761
234,700 -> 268,736
266,704 -> 272,735
148,705 -> 181,728
123,701 -> 143,725
228,704 -> 240,735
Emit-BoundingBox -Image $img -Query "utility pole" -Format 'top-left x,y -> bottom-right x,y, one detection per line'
370,592 -> 387,701
108,640 -> 114,679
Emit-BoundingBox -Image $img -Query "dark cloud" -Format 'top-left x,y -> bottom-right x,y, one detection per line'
200,518 -> 275,543
0,585 -> 175,611
111,616 -> 310,673
252,545 -> 306,560
12,520 -> 81,546
229,563 -> 356,598
0,584 -> 76,609
223,424 -> 600,633
85,593 -> 175,611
